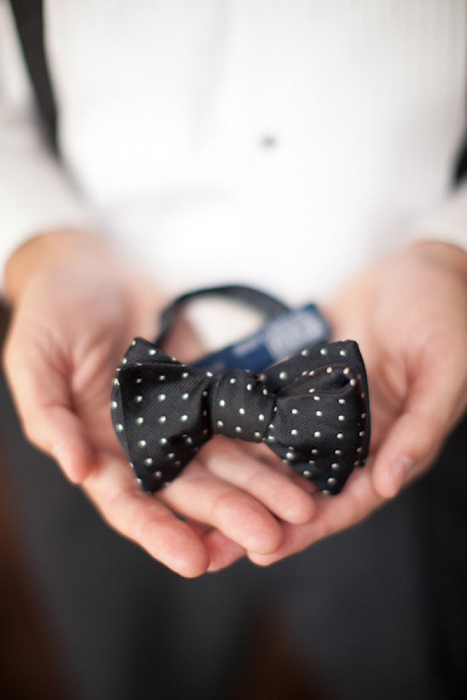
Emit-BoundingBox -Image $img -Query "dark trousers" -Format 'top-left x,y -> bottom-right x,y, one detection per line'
1,359 -> 465,700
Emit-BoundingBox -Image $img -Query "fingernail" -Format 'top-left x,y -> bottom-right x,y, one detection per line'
391,456 -> 414,494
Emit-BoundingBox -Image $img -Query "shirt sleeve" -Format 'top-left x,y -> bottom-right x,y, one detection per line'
405,180 -> 467,251
0,0 -> 94,289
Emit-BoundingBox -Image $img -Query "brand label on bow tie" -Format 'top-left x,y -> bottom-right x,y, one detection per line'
194,304 -> 330,373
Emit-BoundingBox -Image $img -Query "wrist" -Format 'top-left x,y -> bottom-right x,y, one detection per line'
406,240 -> 467,280
4,229 -> 117,305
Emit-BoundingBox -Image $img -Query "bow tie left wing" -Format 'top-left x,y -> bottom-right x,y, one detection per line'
111,339 -> 213,492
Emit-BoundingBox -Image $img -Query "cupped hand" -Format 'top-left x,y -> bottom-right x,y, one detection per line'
246,241 -> 467,566
3,230 -> 314,576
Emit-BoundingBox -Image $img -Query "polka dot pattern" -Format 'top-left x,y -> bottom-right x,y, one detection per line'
111,338 -> 370,494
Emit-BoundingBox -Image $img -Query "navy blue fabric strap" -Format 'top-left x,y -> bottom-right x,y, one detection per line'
155,284 -> 290,348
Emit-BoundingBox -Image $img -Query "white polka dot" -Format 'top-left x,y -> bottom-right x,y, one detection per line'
338,415 -> 345,421
337,433 -> 344,439
219,400 -> 226,407
308,388 -> 315,394
182,372 -> 189,379
111,401 -> 117,410
217,420 -> 224,428
313,395 -> 321,401
180,415 -> 188,422
361,413 -> 367,419
144,457 -> 153,466
158,394 -> 166,402
262,388 -> 268,396
259,414 -> 265,421
148,348 -> 157,356
359,430 -> 365,437
343,367 -> 350,375
135,417 -> 144,425
246,383 -> 253,391
339,349 -> 347,356
229,377 -> 236,384
160,437 -> 167,445
327,477 -> 337,486
235,426 -> 242,433
312,448 -> 319,455
291,408 -> 298,415
335,449 -> 342,455
301,349 -> 309,356
168,453 -> 175,460
286,452 -> 294,460
182,393 -> 189,400
308,460 -> 315,465
138,440 -> 147,448
185,436 -> 193,445
314,431 -> 321,438
291,429 -> 298,436
338,398 -> 346,404
326,367 -> 333,374
155,470 -> 162,479
136,378 -> 143,384
331,463 -> 339,470
279,371 -> 288,380
322,489 -> 331,495
135,395 -> 143,403
158,375 -> 166,381
239,408 -> 245,415
115,423 -> 124,433
158,416 -> 167,424
309,370 -> 315,377
316,410 -> 322,417
303,470 -> 312,478
320,348 -> 328,356
254,432 -> 261,439
350,378 -> 357,386
113,378 -> 119,386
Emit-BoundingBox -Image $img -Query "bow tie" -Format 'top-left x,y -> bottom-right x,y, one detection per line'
111,338 -> 370,495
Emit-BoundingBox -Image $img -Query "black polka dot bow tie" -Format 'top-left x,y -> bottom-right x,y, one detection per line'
111,338 -> 370,495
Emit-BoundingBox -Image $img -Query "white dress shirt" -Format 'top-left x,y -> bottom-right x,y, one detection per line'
1,0 -> 466,303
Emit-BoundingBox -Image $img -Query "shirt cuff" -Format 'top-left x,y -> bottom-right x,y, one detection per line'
405,181 -> 467,251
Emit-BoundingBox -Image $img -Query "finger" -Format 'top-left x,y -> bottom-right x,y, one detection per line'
4,337 -> 94,482
204,529 -> 246,572
248,464 -> 384,566
83,452 -> 210,578
160,461 -> 285,555
372,349 -> 467,498
200,437 -> 315,524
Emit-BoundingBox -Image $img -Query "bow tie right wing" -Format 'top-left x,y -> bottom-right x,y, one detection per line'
262,340 -> 371,493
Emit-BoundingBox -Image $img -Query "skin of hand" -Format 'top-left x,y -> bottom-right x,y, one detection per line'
239,240 -> 467,566
2,230 -> 315,578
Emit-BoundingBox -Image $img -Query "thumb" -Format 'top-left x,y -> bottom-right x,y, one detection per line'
371,348 -> 466,498
4,336 -> 95,483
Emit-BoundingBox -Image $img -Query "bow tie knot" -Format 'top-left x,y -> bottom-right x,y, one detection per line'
209,369 -> 275,442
